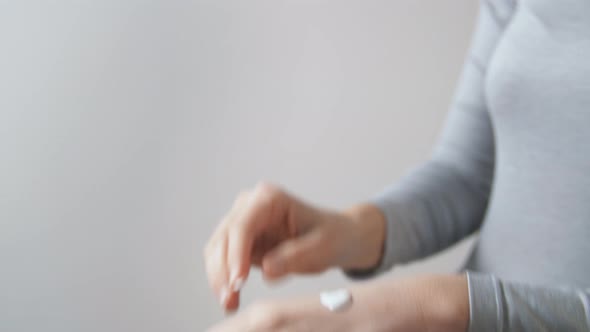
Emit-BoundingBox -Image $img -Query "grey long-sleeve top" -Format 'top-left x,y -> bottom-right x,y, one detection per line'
349,0 -> 590,331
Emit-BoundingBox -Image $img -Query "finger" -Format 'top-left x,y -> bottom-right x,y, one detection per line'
207,210 -> 234,248
224,290 -> 240,313
227,222 -> 253,292
204,201 -> 242,299
227,184 -> 284,291
261,231 -> 327,280
219,190 -> 255,311
206,190 -> 249,255
224,227 -> 243,312
204,232 -> 231,308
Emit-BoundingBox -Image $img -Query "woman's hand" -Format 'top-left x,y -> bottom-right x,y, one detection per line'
203,182 -> 385,311
207,274 -> 470,332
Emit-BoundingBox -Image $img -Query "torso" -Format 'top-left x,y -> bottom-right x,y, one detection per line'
466,0 -> 590,288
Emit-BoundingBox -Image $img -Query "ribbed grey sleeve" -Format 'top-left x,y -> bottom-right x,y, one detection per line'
467,272 -> 590,331
345,0 -> 514,278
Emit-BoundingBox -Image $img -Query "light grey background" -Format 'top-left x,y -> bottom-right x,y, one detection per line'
1,1 -> 478,331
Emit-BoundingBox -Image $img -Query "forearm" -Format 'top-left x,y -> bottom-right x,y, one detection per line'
349,274 -> 469,332
467,272 -> 590,331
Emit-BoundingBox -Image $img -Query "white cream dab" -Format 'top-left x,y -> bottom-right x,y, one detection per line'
319,288 -> 352,312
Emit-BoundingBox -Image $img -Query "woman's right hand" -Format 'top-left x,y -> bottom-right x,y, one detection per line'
203,182 -> 386,311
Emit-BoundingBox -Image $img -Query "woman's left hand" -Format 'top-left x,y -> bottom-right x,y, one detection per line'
207,274 -> 470,332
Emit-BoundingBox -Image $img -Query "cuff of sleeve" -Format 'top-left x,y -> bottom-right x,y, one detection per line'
466,271 -> 505,332
343,192 -> 420,280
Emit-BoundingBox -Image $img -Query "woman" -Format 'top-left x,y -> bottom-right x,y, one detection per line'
204,0 -> 590,331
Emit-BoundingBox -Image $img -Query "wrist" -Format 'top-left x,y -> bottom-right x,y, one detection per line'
422,274 -> 470,332
338,204 -> 386,271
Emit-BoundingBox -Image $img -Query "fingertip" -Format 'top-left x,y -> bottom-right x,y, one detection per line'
224,292 -> 240,313
262,254 -> 286,276
261,260 -> 286,281
261,269 -> 288,285
220,286 -> 230,307
227,227 -> 253,289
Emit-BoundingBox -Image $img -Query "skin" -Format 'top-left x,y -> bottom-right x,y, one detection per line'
203,182 -> 469,331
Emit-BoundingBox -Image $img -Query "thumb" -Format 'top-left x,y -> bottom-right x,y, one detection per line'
261,231 -> 329,280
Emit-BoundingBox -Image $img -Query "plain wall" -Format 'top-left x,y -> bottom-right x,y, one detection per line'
0,1 -> 478,331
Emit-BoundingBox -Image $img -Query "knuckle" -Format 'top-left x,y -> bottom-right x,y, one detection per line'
227,209 -> 253,232
233,190 -> 250,207
315,227 -> 330,243
203,238 -> 217,258
317,231 -> 336,254
254,181 -> 280,200
232,221 -> 251,237
305,260 -> 326,273
251,183 -> 287,213
286,244 -> 305,258
220,212 -> 231,224
292,253 -> 319,273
